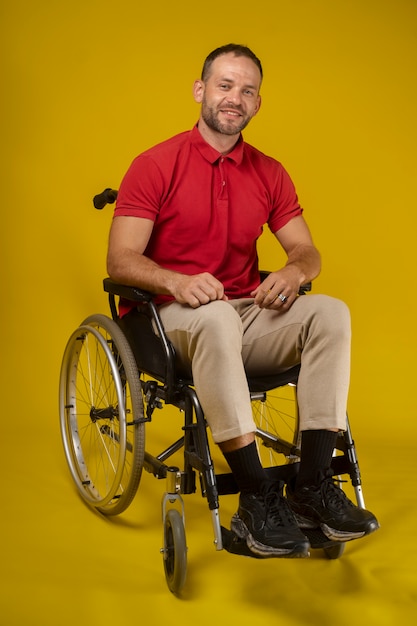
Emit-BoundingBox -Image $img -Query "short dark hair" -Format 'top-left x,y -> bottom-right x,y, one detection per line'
201,44 -> 263,82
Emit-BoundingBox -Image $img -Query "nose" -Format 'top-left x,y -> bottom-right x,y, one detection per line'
226,88 -> 242,106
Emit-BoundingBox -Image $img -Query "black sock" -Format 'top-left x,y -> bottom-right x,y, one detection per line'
296,429 -> 339,488
223,441 -> 268,494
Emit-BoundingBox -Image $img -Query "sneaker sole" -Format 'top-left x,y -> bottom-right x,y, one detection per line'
294,514 -> 379,542
231,514 -> 310,558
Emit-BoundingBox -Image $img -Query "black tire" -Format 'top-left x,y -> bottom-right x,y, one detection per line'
324,543 -> 346,560
163,509 -> 187,595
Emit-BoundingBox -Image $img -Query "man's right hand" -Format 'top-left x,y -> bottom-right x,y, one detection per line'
170,272 -> 228,308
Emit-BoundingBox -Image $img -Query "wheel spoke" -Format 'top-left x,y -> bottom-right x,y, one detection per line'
252,384 -> 299,468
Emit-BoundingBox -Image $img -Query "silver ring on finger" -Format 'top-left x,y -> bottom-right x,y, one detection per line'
278,293 -> 287,303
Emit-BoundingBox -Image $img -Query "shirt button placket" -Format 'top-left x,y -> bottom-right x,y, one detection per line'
219,158 -> 227,196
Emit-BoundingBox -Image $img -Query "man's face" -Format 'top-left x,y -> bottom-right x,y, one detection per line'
195,53 -> 262,136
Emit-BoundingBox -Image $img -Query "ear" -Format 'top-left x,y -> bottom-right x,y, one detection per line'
253,94 -> 262,116
193,79 -> 205,103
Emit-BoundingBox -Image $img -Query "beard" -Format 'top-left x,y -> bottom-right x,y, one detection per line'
201,98 -> 251,135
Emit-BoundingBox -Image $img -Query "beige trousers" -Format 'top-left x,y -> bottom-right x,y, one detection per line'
158,294 -> 351,443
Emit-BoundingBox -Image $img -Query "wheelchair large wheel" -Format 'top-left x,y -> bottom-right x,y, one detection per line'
252,383 -> 300,468
59,314 -> 145,515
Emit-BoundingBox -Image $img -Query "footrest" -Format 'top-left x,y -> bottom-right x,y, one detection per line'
221,526 -> 265,559
221,525 -> 341,556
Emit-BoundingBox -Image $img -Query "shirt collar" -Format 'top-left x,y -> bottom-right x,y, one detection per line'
190,124 -> 244,165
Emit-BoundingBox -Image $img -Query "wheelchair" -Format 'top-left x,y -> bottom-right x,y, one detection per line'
59,188 -> 367,594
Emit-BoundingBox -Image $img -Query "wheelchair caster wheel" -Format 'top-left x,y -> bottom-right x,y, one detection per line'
323,542 -> 345,560
162,509 -> 187,594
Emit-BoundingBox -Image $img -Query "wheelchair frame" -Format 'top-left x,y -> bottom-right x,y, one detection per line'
59,189 -> 367,594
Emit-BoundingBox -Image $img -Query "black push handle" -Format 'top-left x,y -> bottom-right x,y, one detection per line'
93,188 -> 118,209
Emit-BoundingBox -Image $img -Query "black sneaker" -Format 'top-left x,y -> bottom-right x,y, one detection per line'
287,471 -> 380,542
230,483 -> 310,558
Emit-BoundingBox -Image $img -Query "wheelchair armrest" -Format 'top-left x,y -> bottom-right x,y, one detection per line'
298,282 -> 312,295
104,276 -> 312,302
103,277 -> 154,302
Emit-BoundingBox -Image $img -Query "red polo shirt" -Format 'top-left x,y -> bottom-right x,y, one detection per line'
114,125 -> 302,313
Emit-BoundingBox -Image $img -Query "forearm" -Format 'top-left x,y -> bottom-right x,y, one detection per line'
107,248 -> 226,307
106,216 -> 225,306
107,248 -> 181,295
284,243 -> 321,286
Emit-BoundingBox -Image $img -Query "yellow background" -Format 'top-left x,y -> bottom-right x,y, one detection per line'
1,0 -> 416,623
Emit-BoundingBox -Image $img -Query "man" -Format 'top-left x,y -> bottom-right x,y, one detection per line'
107,43 -> 379,558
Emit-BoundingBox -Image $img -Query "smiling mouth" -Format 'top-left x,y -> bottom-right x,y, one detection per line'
220,109 -> 242,117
